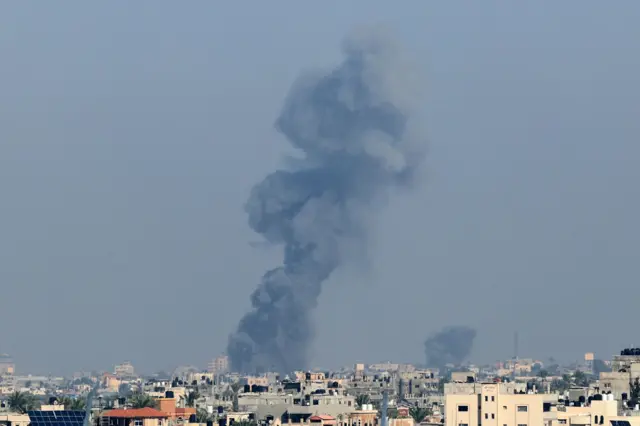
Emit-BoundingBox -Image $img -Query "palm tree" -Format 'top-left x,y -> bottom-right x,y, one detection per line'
355,394 -> 370,409
129,393 -> 158,409
8,391 -> 38,414
195,408 -> 214,423
55,397 -> 86,411
573,371 -> 589,387
230,382 -> 243,412
181,390 -> 201,408
408,406 -> 431,424
386,408 -> 398,419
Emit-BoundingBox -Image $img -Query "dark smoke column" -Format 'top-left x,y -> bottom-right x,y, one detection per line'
424,326 -> 477,370
227,27 -> 425,374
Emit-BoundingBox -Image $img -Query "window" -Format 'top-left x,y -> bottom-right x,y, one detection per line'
484,414 -> 488,420
134,421 -> 143,426
485,396 -> 488,402
313,400 -> 319,405
459,424 -> 468,426
458,405 -> 469,412
491,414 -> 495,419
517,405 -> 528,412
491,396 -> 495,402
517,424 -> 527,426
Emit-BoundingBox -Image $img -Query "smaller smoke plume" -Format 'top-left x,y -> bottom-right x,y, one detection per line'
424,326 -> 476,369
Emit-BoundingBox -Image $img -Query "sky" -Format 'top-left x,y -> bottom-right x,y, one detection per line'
1,1 -> 639,376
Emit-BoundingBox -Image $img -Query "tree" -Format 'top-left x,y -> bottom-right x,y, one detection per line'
118,383 -> 133,398
408,406 -> 431,424
8,391 -> 38,414
550,378 -> 570,393
593,360 -> 611,375
234,421 -> 256,426
195,408 -> 214,423
355,394 -> 370,409
230,382 -> 243,412
129,393 -> 157,409
573,371 -> 589,387
181,390 -> 201,408
538,370 -> 549,380
55,396 -> 86,411
386,408 -> 398,419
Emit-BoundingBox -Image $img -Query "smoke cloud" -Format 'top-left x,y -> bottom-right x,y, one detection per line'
424,326 -> 477,369
227,27 -> 425,373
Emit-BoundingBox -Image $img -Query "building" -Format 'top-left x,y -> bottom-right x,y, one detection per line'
595,348 -> 640,400
100,408 -> 169,426
0,355 -> 14,376
208,356 -> 229,375
444,382 -> 553,426
556,395 -> 618,425
114,362 -> 135,378
585,353 -> 595,374
157,395 -> 196,422
0,414 -> 29,426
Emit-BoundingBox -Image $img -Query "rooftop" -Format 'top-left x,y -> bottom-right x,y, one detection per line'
101,408 -> 169,419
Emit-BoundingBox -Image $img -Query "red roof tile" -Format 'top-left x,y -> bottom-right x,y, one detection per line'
310,415 -> 335,421
102,408 -> 169,418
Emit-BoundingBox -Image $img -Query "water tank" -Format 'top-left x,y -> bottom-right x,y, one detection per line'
189,415 -> 197,423
166,391 -> 174,398
217,406 -> 224,414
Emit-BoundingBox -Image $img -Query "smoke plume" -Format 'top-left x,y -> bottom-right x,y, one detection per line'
227,27 -> 425,373
424,326 -> 477,369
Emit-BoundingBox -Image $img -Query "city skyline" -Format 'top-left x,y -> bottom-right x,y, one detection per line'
1,1 -> 640,375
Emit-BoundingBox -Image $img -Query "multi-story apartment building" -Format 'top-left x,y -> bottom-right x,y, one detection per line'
595,348 -> 640,401
208,356 -> 229,375
114,362 -> 135,378
445,382 -> 554,426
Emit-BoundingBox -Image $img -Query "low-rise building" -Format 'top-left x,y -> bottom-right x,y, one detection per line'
0,414 -> 29,426
100,408 -> 169,426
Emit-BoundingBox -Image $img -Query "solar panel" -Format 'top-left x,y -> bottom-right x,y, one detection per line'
28,410 -> 87,426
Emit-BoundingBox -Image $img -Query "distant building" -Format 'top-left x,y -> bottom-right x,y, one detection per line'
114,362 -> 135,378
100,408 -> 168,426
585,352 -> 595,374
208,355 -> 229,374
0,355 -> 15,376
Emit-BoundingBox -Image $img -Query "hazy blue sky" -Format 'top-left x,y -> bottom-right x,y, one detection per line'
1,1 -> 639,375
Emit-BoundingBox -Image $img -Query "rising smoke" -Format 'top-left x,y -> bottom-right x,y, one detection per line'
227,27 -> 425,374
424,326 -> 477,369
